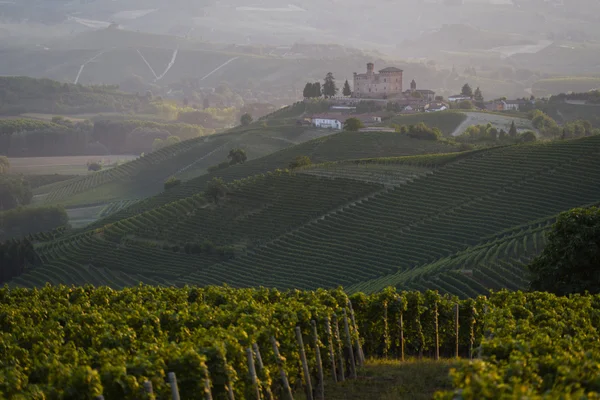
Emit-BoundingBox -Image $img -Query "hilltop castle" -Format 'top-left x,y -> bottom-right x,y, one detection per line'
353,63 -> 403,99
353,63 -> 435,101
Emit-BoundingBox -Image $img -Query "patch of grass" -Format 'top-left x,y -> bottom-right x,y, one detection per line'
295,358 -> 457,400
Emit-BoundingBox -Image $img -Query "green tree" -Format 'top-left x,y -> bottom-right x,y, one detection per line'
322,72 -> 338,98
314,82 -> 322,98
461,83 -> 473,97
227,148 -> 247,165
289,156 -> 312,169
529,207 -> 600,295
303,82 -> 313,98
474,87 -> 484,103
164,176 -> 181,190
342,80 -> 352,97
240,113 -> 253,126
152,138 -> 164,151
0,175 -> 32,211
343,117 -> 364,131
0,156 -> 10,174
508,121 -> 517,138
205,177 -> 227,204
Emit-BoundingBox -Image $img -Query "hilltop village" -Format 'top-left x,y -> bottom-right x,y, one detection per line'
303,62 -> 534,130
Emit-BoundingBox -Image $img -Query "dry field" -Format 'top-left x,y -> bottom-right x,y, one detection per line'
8,155 -> 137,175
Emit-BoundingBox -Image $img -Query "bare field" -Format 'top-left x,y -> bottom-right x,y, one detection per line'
9,155 -> 138,175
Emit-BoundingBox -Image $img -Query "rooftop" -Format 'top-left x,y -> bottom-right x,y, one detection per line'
379,67 -> 403,73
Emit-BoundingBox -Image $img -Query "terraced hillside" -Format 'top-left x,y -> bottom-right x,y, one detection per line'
11,135 -> 600,296
88,132 -> 459,228
13,173 -> 383,288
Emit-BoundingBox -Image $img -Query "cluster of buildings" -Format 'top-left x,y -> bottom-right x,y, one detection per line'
304,62 -> 534,130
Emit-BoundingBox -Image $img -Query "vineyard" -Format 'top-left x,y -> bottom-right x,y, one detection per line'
87,132 -> 458,228
1,285 -> 599,399
9,135 -> 600,295
39,134 -> 235,206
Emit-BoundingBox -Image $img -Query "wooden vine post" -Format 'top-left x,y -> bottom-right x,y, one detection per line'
434,301 -> 440,361
399,311 -> 405,362
343,310 -> 357,379
252,343 -> 273,400
348,300 -> 365,365
168,372 -> 181,400
332,314 -> 345,382
325,317 -> 338,383
270,336 -> 294,400
246,347 -> 262,400
311,320 -> 325,400
295,326 -> 314,400
455,303 -> 460,359
143,381 -> 153,395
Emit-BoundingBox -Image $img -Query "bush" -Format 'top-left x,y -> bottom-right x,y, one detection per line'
240,113 -> 253,126
87,162 -> 102,172
207,161 -> 231,173
288,156 -> 312,169
519,131 -> 537,143
404,123 -> 442,141
164,176 -> 181,190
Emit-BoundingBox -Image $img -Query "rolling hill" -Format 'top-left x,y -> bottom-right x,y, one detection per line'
10,134 -> 600,297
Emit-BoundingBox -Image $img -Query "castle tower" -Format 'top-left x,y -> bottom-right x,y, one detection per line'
367,63 -> 374,76
411,79 -> 417,91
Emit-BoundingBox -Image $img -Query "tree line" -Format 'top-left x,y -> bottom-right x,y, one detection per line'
303,73 -> 352,99
0,238 -> 39,284
0,205 -> 69,241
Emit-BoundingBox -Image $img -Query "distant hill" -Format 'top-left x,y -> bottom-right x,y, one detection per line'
0,76 -> 139,115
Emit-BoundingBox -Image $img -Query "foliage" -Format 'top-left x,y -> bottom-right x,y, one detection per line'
529,110 -> 559,138
0,156 -> 9,174
344,118 -> 364,132
0,205 -> 68,240
87,162 -> 102,172
518,131 -> 537,143
0,175 -> 32,211
0,76 -> 141,116
343,80 -> 352,97
461,84 -> 473,97
240,113 -> 253,126
152,135 -> 181,151
473,87 -> 483,103
288,156 -> 312,169
528,207 -> 600,295
322,72 -> 338,98
561,119 -> 595,139
436,291 -> 600,399
228,148 -> 247,166
303,82 -> 322,99
508,121 -> 517,137
456,100 -> 474,110
400,123 -> 442,141
205,177 -> 228,203
164,176 -> 181,191
0,238 -> 39,284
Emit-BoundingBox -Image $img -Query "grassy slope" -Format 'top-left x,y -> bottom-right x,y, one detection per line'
295,359 -> 457,400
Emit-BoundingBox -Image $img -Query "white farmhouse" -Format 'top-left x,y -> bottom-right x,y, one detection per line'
448,95 -> 473,102
311,114 -> 343,130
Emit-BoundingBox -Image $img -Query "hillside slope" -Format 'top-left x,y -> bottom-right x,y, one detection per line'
10,135 -> 600,296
